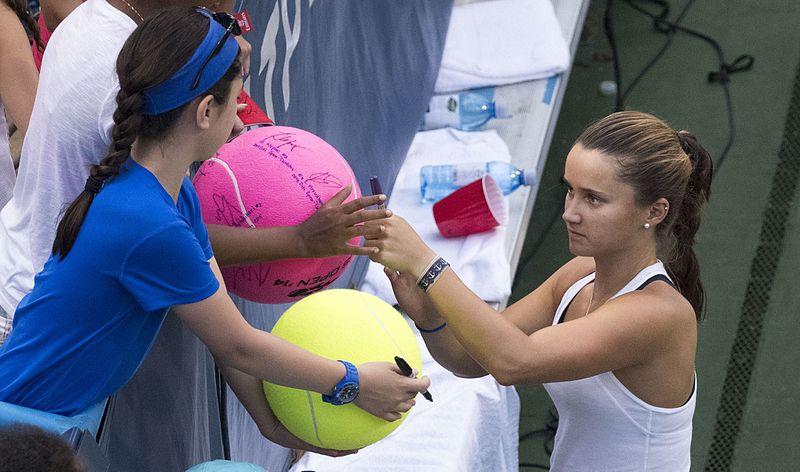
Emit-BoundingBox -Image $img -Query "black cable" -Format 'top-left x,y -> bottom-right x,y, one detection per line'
614,0 -> 754,173
620,0 -> 687,103
604,0 -> 624,111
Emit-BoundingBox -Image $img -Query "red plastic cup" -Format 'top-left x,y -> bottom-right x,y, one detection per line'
432,175 -> 507,238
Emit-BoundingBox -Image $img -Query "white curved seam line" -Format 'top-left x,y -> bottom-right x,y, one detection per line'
306,390 -> 324,447
208,157 -> 257,228
360,294 -> 405,358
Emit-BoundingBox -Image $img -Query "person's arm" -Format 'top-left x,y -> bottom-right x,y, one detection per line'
171,256 -> 429,421
382,267 -> 486,377
220,366 -> 356,457
39,0 -> 82,31
208,186 -> 389,266
381,255 -> 571,378
0,6 -> 39,134
366,215 -> 687,386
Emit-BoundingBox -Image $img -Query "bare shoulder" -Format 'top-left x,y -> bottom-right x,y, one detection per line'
606,280 -> 696,338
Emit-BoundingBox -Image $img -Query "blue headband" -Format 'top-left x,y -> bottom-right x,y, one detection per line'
142,12 -> 240,116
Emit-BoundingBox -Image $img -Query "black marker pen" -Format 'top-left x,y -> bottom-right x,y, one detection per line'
395,356 -> 433,402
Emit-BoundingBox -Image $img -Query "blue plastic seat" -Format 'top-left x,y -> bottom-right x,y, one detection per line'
0,399 -> 107,438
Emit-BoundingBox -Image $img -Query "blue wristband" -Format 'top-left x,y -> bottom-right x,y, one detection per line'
415,321 -> 447,334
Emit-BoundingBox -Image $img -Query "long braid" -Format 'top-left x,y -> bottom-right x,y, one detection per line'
52,7 -> 242,259
4,0 -> 43,51
90,90 -> 144,181
52,88 -> 144,258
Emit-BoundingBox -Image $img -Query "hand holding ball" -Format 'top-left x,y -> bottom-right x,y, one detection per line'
193,126 -> 361,304
263,289 -> 423,450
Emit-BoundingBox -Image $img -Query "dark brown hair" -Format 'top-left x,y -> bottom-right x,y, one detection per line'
3,0 -> 43,50
0,423 -> 85,472
576,111 -> 713,319
52,7 -> 241,258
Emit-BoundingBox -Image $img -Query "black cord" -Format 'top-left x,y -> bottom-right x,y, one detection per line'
604,0 -> 624,111
620,0 -> 687,103
612,0 -> 754,173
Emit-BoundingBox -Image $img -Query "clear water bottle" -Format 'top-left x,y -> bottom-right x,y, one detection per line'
420,87 -> 509,131
420,161 -> 534,203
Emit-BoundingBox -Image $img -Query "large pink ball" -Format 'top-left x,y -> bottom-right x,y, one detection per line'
193,126 -> 361,304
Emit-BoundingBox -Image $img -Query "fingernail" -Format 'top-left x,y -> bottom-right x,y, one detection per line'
378,194 -> 386,201
385,210 -> 393,217
373,247 -> 379,253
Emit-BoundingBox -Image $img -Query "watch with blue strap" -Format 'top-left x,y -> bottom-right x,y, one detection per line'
322,360 -> 360,405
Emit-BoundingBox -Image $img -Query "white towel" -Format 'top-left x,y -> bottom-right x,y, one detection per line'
361,128 -> 512,305
434,0 -> 570,93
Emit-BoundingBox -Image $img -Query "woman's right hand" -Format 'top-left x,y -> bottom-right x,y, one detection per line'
354,361 -> 430,421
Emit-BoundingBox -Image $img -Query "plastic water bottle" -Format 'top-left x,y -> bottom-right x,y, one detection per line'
420,87 -> 509,131
420,161 -> 534,203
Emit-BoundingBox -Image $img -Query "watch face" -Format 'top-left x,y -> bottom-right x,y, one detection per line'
338,383 -> 359,403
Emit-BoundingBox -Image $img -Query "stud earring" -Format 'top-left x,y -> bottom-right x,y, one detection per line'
644,223 -> 651,229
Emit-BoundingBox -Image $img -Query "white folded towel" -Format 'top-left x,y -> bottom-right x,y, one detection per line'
361,128 -> 512,305
434,0 -> 570,93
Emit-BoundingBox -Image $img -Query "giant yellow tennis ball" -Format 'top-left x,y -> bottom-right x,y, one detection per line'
263,289 -> 422,450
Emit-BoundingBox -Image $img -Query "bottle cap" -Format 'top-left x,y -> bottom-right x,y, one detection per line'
521,168 -> 535,186
493,104 -> 512,119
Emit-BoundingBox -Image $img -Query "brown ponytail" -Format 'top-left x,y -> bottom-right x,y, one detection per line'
4,0 -> 43,51
576,111 -> 713,319
669,130 -> 713,318
51,7 -> 242,258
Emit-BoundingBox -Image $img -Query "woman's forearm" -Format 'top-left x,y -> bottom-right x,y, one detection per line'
419,325 -> 488,378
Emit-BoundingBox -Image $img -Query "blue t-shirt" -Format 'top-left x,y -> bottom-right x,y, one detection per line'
0,160 -> 219,415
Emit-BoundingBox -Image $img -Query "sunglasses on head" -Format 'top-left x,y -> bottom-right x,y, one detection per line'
191,7 -> 242,90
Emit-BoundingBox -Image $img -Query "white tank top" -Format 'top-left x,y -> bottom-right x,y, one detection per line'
543,261 -> 696,471
0,102 -> 14,210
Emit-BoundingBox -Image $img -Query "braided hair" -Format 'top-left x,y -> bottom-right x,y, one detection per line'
3,0 -> 43,51
52,7 -> 242,258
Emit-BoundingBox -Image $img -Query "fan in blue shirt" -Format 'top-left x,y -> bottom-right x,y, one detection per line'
0,6 -> 429,457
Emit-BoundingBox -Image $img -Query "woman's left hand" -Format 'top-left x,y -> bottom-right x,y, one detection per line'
363,215 -> 436,279
383,267 -> 445,330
